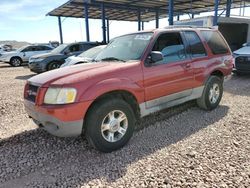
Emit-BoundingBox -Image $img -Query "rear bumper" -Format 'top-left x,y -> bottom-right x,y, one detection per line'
24,100 -> 84,137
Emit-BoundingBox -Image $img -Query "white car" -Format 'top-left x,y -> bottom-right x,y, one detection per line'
0,44 -> 13,55
233,42 -> 250,74
0,45 -> 53,67
60,45 -> 106,68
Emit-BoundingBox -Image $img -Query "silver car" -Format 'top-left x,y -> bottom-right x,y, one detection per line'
0,45 -> 53,67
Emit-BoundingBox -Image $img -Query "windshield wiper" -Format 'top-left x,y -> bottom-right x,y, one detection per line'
100,57 -> 125,62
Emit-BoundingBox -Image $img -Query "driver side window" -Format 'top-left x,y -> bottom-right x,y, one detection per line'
69,44 -> 80,52
152,32 -> 187,64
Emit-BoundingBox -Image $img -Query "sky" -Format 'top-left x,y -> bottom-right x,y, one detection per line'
0,0 -> 250,44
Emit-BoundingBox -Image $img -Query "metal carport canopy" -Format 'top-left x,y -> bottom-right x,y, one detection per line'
47,0 -> 250,43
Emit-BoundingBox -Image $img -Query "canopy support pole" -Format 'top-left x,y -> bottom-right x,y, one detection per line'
101,3 -> 106,43
213,0 -> 219,26
168,0 -> 174,25
156,9 -> 159,28
138,10 -> 141,31
84,4 -> 90,42
106,18 -> 110,43
226,0 -> 232,17
58,16 -> 63,44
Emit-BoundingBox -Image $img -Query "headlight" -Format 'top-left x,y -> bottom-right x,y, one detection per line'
44,88 -> 77,104
30,58 -> 44,62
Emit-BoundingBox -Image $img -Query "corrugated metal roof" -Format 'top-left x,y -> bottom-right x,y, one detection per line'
47,0 -> 250,22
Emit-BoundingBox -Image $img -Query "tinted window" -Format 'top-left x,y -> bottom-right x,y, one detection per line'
201,30 -> 229,55
69,44 -> 80,52
152,32 -> 187,64
81,44 -> 96,51
22,46 -> 36,52
184,31 -> 206,58
38,46 -> 52,51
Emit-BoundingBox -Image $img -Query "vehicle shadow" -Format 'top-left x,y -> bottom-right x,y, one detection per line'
0,104 -> 229,187
224,74 -> 250,96
0,64 -> 28,69
15,74 -> 36,80
0,64 -> 12,68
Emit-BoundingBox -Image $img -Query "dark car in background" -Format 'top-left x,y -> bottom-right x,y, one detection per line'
233,42 -> 250,74
28,42 -> 99,73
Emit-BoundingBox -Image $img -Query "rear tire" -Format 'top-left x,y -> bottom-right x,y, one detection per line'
85,98 -> 135,153
10,57 -> 22,67
197,76 -> 223,111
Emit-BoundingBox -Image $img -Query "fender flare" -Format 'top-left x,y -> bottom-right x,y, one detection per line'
78,77 -> 144,103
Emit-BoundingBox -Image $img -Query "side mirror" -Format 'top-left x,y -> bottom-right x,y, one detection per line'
243,43 -> 247,47
64,50 -> 70,55
148,51 -> 163,64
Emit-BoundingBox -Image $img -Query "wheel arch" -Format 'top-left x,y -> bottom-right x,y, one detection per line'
88,90 -> 140,119
210,70 -> 224,80
10,56 -> 23,62
82,89 -> 141,133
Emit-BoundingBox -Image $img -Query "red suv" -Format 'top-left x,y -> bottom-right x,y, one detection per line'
24,27 -> 233,152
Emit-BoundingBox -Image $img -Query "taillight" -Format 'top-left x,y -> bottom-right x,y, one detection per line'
24,83 -> 29,98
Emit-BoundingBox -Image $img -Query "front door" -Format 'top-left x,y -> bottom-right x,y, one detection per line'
143,32 -> 194,109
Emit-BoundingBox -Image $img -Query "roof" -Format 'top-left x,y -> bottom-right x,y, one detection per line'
47,0 -> 250,22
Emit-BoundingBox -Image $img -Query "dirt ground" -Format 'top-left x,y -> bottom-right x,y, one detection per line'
0,63 -> 249,188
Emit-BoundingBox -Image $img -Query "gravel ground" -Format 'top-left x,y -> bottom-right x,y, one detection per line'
0,63 -> 249,188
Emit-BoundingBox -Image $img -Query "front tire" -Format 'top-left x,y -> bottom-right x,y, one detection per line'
47,61 -> 61,71
10,57 -> 22,67
85,98 -> 135,153
197,76 -> 223,111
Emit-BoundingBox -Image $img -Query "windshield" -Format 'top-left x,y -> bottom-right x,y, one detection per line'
79,46 -> 106,59
51,44 -> 68,54
95,32 -> 153,62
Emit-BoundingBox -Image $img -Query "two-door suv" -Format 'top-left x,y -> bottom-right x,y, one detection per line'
24,27 -> 233,152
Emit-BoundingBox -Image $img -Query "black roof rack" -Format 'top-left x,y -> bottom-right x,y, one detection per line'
164,25 -> 215,29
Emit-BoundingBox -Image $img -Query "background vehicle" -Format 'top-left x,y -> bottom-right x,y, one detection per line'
28,42 -> 99,73
61,45 -> 106,68
233,42 -> 250,74
0,44 -> 13,55
24,27 -> 233,152
0,45 -> 53,67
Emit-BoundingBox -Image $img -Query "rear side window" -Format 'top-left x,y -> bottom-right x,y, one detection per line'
184,31 -> 206,58
201,30 -> 229,55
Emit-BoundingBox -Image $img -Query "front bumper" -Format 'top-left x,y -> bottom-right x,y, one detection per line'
0,57 -> 10,63
234,56 -> 250,73
24,100 -> 84,137
28,62 -> 46,73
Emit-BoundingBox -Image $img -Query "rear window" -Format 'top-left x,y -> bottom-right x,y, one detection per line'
201,30 -> 229,55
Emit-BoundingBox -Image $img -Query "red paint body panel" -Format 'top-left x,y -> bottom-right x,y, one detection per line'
24,28 -> 233,123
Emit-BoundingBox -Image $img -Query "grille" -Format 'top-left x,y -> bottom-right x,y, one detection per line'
235,56 -> 250,71
26,84 -> 39,103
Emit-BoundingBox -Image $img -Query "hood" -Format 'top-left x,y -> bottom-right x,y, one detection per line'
61,56 -> 91,67
234,46 -> 250,55
31,52 -> 61,59
28,61 -> 139,87
0,51 -> 18,56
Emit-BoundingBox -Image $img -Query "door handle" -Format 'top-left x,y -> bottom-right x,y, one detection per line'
183,63 -> 191,69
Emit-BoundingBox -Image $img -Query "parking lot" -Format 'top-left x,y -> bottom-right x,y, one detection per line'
0,63 -> 250,187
